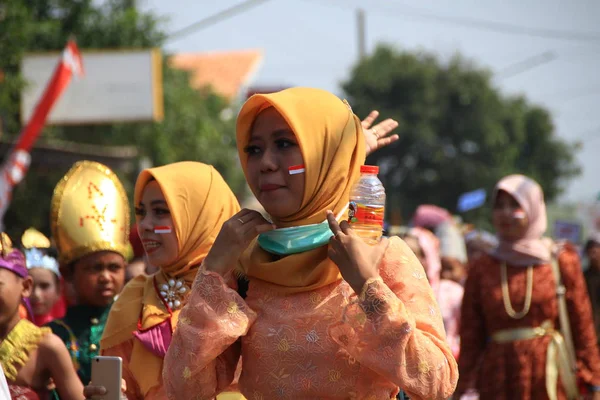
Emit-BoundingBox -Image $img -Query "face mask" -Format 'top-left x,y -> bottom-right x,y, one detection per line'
257,206 -> 347,255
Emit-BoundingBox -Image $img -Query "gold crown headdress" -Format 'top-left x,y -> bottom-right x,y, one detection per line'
21,228 -> 51,249
0,233 -> 13,257
51,161 -> 130,267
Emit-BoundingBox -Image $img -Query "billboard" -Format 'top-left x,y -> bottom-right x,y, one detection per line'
21,48 -> 163,124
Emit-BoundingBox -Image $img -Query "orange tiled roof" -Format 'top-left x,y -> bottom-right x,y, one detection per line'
170,50 -> 263,100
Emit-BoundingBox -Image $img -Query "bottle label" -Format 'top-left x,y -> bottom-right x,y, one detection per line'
348,201 -> 384,226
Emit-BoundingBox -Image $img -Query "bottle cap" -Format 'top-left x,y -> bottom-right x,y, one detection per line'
360,165 -> 379,174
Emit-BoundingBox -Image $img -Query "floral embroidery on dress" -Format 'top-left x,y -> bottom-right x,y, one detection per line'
163,238 -> 458,400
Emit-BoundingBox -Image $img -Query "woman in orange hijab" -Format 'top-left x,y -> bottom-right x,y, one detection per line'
164,88 -> 458,400
93,162 -> 240,399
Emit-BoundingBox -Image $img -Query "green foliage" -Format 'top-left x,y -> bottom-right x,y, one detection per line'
0,0 -> 244,240
343,45 -> 580,226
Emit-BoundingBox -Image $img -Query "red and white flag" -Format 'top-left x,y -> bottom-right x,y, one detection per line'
0,40 -> 83,229
13,40 -> 83,155
512,210 -> 526,219
288,164 -> 305,175
154,226 -> 172,234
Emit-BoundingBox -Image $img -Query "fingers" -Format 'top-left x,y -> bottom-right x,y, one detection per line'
254,223 -> 276,235
371,118 -> 399,138
326,210 -> 343,238
233,208 -> 265,224
339,219 -> 352,235
239,212 -> 275,235
327,244 -> 338,263
361,110 -> 379,129
377,134 -> 399,147
84,385 -> 107,396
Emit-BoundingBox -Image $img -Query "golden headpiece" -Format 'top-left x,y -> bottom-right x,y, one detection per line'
21,228 -> 51,249
51,161 -> 130,267
0,233 -> 13,257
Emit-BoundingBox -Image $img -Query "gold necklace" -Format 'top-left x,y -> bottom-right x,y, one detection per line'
500,263 -> 533,319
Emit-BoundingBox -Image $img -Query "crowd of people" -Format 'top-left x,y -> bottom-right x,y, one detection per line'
0,87 -> 599,400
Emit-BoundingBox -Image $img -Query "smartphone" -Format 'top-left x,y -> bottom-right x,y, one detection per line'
90,356 -> 122,400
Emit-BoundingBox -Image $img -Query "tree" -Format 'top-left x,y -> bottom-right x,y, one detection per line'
342,45 -> 580,226
0,0 -> 244,240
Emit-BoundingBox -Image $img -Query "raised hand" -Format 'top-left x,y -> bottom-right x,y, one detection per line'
361,110 -> 399,156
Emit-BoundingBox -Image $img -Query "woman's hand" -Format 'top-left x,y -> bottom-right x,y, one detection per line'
203,209 -> 275,276
84,379 -> 127,399
326,211 -> 388,293
361,110 -> 399,156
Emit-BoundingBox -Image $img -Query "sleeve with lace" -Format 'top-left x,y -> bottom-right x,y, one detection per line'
102,340 -> 142,400
558,247 -> 600,386
327,237 -> 459,400
163,267 -> 257,400
455,255 -> 487,398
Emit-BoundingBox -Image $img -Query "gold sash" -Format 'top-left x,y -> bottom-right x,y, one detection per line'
491,320 -> 579,400
0,319 -> 51,381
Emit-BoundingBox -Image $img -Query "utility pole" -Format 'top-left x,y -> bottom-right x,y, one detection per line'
357,9 -> 366,60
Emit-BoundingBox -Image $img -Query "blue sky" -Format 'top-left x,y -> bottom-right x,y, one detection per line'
141,0 -> 600,203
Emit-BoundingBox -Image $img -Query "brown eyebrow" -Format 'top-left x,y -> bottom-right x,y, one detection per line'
138,200 -> 168,207
250,128 -> 294,141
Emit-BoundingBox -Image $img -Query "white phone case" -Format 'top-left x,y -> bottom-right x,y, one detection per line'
91,356 -> 122,400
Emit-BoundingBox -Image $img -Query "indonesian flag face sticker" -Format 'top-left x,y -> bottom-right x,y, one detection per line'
154,226 -> 172,234
512,210 -> 527,220
288,164 -> 305,175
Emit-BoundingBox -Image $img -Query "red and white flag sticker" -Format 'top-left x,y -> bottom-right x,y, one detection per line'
288,164 -> 305,175
512,210 -> 526,219
154,226 -> 172,234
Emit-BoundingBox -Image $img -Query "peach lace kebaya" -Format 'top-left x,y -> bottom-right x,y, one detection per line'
100,162 -> 241,399
163,88 -> 458,400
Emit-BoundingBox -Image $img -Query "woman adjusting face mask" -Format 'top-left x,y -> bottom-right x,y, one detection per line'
164,87 -> 458,400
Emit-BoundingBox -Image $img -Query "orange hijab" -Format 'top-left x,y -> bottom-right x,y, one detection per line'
100,162 -> 240,395
236,87 -> 366,293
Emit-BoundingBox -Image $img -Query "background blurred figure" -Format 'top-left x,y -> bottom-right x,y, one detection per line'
464,229 -> 498,266
413,205 -> 468,265
585,233 -> 600,347
21,228 -> 64,326
457,174 -> 600,400
403,227 -> 464,360
441,256 -> 467,286
47,161 -> 129,386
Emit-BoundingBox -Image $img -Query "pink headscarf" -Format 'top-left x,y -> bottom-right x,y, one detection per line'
492,174 -> 551,266
413,205 -> 452,229
410,227 -> 463,358
410,227 -> 442,292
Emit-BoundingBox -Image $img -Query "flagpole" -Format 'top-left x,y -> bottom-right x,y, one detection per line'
0,39 -> 84,229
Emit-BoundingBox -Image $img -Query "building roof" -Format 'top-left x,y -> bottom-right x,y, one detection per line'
170,50 -> 264,101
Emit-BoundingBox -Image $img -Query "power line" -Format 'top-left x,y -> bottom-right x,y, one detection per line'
309,0 -> 600,43
494,51 -> 558,80
385,3 -> 600,43
166,0 -> 273,42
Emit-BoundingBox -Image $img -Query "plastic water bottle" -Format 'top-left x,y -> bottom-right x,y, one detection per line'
348,165 -> 386,244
